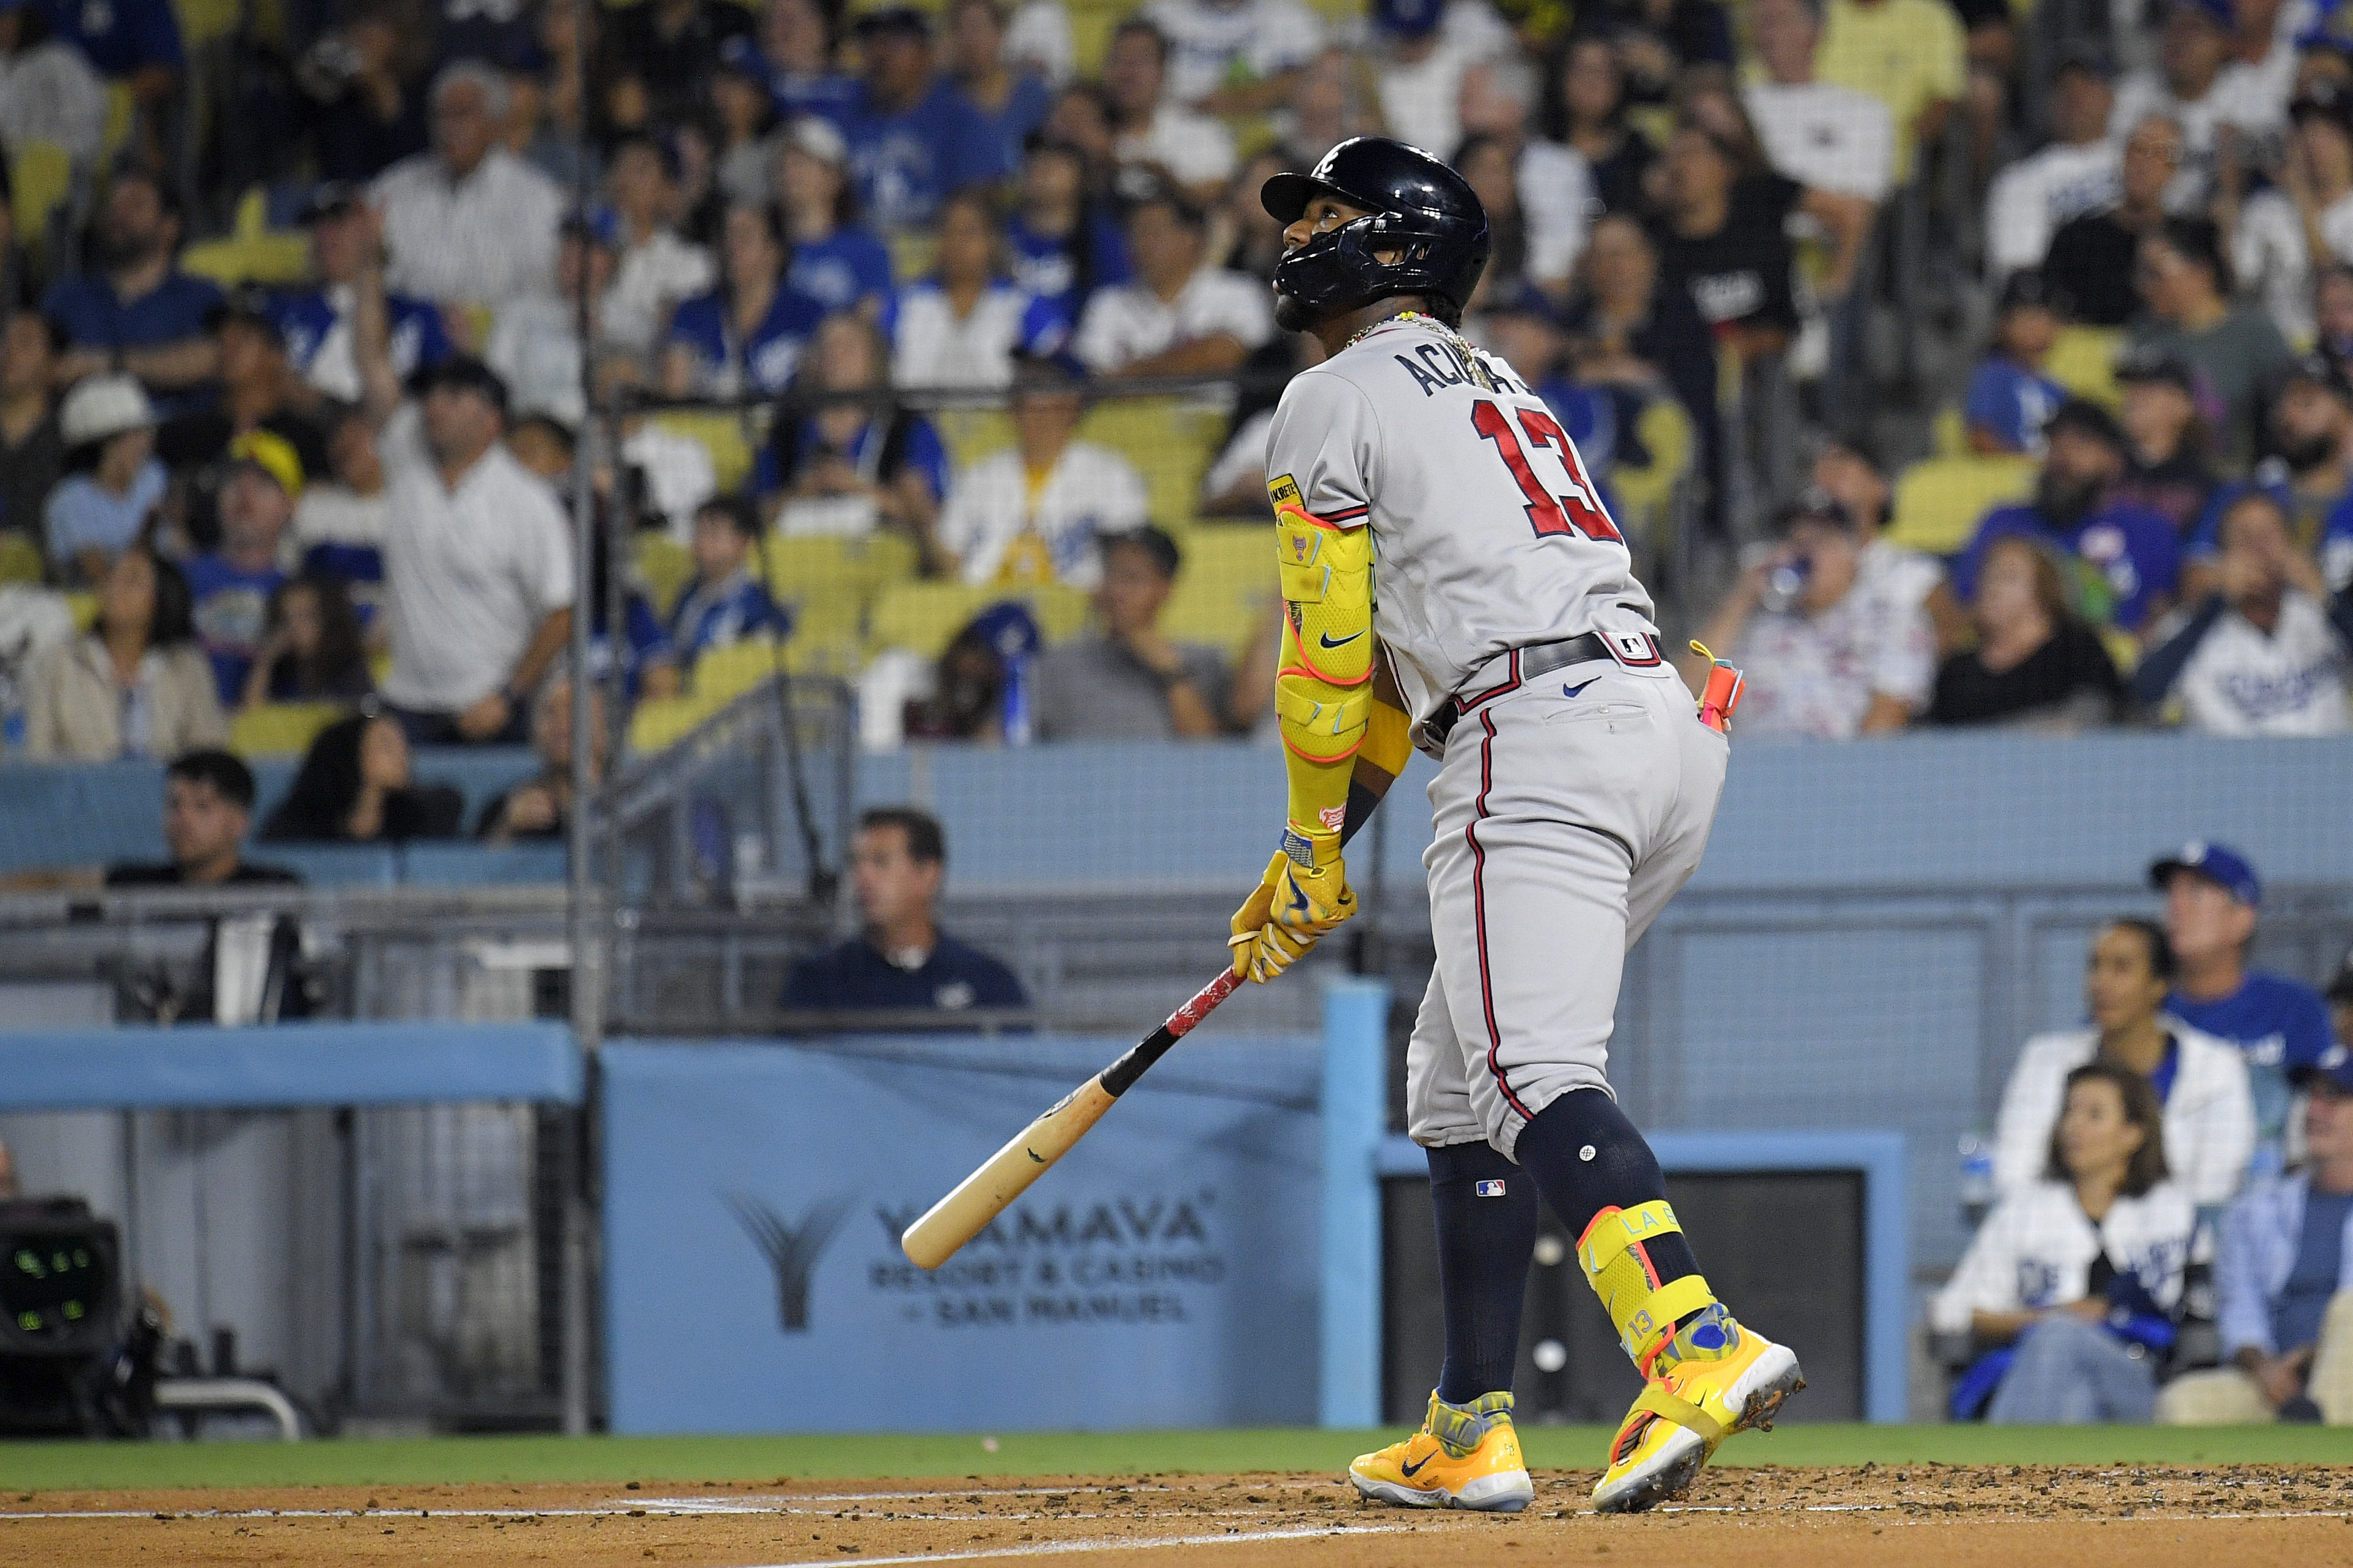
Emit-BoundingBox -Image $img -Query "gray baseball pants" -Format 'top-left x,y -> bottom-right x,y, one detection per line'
1406,658 -> 1728,1159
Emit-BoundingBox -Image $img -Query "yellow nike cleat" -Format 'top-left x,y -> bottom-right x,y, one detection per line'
1348,1390 -> 1536,1512
1591,1305 -> 1804,1515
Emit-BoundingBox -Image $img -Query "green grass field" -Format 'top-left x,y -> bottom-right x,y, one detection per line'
2,1426 -> 2351,1493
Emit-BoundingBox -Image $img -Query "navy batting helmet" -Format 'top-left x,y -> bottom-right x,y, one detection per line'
1261,137 -> 1491,320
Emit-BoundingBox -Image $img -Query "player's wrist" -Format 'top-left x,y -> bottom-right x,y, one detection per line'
1280,820 -> 1344,869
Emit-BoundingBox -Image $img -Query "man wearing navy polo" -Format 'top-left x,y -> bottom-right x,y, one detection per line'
2156,842 -> 2335,1178
780,807 -> 1026,1013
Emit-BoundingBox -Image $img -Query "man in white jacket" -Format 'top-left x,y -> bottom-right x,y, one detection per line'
1993,918 -> 2255,1210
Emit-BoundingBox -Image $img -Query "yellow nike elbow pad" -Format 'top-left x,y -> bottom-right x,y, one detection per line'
1275,505 -> 1374,687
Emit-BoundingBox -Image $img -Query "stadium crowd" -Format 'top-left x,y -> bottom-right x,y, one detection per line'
0,0 -> 2352,778
1933,839 -> 2353,1426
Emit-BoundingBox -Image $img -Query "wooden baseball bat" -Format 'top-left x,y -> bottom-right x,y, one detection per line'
899,688 -> 1412,1271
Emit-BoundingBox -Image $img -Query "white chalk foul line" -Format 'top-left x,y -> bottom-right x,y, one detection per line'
734,1523 -> 1414,1567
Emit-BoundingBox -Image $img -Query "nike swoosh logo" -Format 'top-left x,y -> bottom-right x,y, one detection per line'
1399,1454 -> 1432,1478
1319,630 -> 1366,649
1286,884 -> 1309,914
1564,679 -> 1596,698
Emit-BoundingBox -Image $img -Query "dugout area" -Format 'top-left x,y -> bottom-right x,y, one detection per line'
4,1430 -> 2353,1566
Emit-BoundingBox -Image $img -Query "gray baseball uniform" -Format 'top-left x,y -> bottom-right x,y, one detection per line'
1264,315 -> 1728,1157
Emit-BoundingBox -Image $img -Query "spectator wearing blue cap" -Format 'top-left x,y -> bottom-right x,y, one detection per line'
1963,271 -> 2070,456
838,7 -> 1008,233
1953,398 -> 2183,638
2159,1043 -> 2353,1423
2132,487 -> 2353,731
780,808 -> 1028,1013
935,351 -> 1147,589
2150,841 -> 2336,1180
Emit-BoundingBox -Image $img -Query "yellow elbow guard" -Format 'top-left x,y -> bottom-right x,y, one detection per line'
1272,505 -> 1375,831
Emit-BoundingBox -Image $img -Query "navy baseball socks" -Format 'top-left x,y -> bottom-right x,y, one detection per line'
1517,1088 -> 1805,1513
1345,1142 -> 1539,1512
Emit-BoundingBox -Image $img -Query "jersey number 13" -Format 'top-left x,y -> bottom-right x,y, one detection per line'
1470,398 -> 1622,545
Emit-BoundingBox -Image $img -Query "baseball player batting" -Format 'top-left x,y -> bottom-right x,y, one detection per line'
1227,137 -> 1802,1515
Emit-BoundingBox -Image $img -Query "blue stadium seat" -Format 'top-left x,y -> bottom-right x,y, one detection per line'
399,842 -> 568,887
0,761 -> 169,873
247,844 -> 399,888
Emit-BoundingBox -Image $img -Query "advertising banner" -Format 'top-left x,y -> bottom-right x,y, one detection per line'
602,1035 -> 1323,1432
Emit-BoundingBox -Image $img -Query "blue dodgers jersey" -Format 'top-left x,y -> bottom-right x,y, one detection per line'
2170,970 -> 2335,1175
183,553 -> 286,707
270,289 -> 452,384
1005,213 -> 1132,319
1953,501 -> 2181,632
788,229 -> 897,315
666,285 -> 829,396
840,78 -> 1008,230
1963,358 -> 2067,454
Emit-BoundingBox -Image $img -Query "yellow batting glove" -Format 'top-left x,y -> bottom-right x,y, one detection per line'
1227,828 -> 1357,983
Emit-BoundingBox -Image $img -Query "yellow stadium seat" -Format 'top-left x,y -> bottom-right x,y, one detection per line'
869,580 -> 1090,658
2046,327 -> 2123,409
65,592 -> 97,632
887,228 -> 939,285
693,637 -> 785,704
932,407 -> 1016,471
1161,525 -> 1275,657
1608,396 -> 1696,547
1080,396 -> 1222,530
1887,454 -> 2039,556
102,84 -> 133,163
1932,403 -> 1968,458
760,530 -> 916,645
231,701 -> 349,760
10,142 -> 71,264
174,0 -> 245,44
634,534 -> 697,616
180,188 -> 311,288
626,692 -> 722,756
0,533 -> 42,586
649,410 -> 758,494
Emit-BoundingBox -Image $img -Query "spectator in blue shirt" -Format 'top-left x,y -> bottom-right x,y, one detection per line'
43,170 -> 224,421
733,0 -> 858,126
756,311 -> 948,553
2159,1046 -> 2353,1423
1964,269 -> 2068,456
662,203 -> 829,398
840,6 -> 1007,232
183,431 -> 299,707
944,0 -> 1051,180
638,494 -> 793,699
1952,399 -> 2181,638
1004,137 -> 1131,321
780,806 -> 1028,1012
776,115 -> 898,319
271,183 -> 452,414
2153,842 -> 2335,1181
46,373 -> 164,588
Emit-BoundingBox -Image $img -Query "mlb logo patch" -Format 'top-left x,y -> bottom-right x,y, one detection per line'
1474,1180 -> 1507,1198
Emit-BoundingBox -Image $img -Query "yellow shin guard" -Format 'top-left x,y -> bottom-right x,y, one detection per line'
1575,1200 -> 1718,1373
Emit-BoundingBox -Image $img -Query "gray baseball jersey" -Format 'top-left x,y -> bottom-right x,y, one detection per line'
1262,315 -> 1661,725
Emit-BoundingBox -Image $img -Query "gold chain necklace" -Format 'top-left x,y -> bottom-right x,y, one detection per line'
1338,310 -> 1496,390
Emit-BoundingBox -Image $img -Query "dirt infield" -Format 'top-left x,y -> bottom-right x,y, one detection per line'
4,1465 -> 2352,1567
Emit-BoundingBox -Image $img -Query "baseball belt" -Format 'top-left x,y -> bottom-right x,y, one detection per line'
1419,631 -> 1612,753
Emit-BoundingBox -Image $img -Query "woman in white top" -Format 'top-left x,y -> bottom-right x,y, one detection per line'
1994,918 -> 2256,1209
892,192 -> 1064,390
1933,1062 -> 2194,1423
